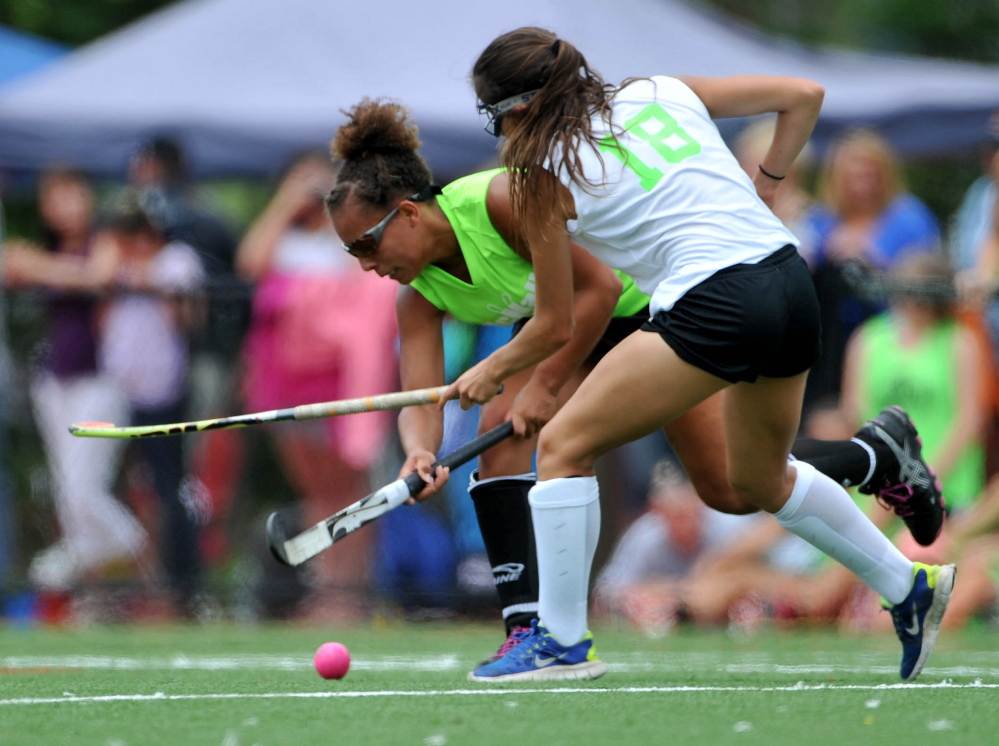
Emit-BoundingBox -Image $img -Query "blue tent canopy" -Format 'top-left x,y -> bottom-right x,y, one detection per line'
0,0 -> 997,179
0,24 -> 67,88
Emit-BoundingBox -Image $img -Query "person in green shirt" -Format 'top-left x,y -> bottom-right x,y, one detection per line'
325,98 -> 944,673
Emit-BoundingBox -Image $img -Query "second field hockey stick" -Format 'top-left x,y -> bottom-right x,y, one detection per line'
67,386 -> 449,439
840,260 -> 960,302
266,420 -> 515,567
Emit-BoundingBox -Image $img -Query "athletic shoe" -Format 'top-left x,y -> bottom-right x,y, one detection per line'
467,619 -> 608,683
855,405 -> 945,546
883,562 -> 956,681
476,625 -> 533,669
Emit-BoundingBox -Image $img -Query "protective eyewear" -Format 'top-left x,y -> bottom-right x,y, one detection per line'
342,184 -> 443,258
477,90 -> 539,137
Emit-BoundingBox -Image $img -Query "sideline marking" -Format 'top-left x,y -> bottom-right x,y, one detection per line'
2,681 -> 998,707
3,654 -> 999,679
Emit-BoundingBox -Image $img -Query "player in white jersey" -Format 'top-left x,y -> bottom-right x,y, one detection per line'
448,27 -> 954,684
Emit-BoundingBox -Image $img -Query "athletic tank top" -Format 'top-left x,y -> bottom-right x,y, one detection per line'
550,76 -> 798,314
410,169 -> 649,326
858,314 -> 984,509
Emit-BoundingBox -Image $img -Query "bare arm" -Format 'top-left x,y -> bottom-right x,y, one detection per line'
394,286 -> 451,498
236,160 -> 330,279
396,286 -> 447,458
530,243 -> 620,395
678,75 -> 824,205
442,171 -> 576,418
481,171 -> 621,433
2,234 -> 119,291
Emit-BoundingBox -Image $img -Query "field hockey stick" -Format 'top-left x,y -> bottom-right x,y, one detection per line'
840,260 -> 959,302
67,386 -> 449,439
266,420 -> 515,567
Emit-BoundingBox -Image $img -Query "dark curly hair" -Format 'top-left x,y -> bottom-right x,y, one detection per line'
326,98 -> 433,215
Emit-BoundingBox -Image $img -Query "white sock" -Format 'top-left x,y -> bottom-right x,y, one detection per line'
774,460 -> 913,605
528,475 -> 600,645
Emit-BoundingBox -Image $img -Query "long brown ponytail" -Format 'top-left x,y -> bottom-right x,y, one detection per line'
472,27 -> 614,230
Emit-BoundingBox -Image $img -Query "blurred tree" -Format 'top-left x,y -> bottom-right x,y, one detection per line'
704,0 -> 999,62
1,0 -> 175,47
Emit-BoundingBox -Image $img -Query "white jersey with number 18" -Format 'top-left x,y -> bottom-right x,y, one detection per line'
552,75 -> 798,315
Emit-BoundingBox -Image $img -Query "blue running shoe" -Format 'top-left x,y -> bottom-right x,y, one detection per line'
884,563 -> 956,681
467,619 -> 607,683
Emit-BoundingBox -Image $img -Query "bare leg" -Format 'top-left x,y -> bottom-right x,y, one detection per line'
537,331 -> 728,479
664,395 -> 757,514
531,331 -> 727,643
477,364 -> 589,479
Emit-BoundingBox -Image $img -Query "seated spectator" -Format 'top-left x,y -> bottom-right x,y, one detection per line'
592,459 -> 755,636
804,128 -> 941,411
99,190 -> 206,616
940,477 -> 999,629
1,169 -> 147,594
841,253 -> 989,522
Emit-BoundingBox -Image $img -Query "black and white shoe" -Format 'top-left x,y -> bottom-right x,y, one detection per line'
855,405 -> 945,546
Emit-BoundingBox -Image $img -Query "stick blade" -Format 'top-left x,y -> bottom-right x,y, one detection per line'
268,516 -> 334,567
68,421 -> 119,437
265,512 -> 292,566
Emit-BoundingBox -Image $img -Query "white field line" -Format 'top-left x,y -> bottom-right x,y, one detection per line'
1,681 -> 999,707
0,654 -> 460,672
3,654 -> 999,679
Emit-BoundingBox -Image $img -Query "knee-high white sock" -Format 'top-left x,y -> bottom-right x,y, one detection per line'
528,476 -> 600,645
774,460 -> 913,605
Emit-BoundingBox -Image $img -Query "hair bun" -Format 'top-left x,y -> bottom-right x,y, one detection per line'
331,99 -> 422,163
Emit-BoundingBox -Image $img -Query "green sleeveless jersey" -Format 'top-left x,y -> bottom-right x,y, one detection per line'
857,313 -> 984,510
410,169 -> 649,326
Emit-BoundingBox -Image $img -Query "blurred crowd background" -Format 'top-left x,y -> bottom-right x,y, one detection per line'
1,0 -> 999,635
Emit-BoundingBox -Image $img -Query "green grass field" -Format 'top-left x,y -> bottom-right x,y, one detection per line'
1,621 -> 997,746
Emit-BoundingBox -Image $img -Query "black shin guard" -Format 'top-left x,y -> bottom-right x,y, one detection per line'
469,472 -> 539,633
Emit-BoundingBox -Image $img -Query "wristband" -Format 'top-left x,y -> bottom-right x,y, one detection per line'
758,164 -> 786,181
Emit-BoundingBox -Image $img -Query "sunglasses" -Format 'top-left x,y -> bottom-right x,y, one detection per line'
476,90 -> 539,137
341,184 -> 443,258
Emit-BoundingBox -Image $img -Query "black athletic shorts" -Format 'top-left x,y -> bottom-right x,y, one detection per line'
640,244 -> 821,384
511,310 -> 650,366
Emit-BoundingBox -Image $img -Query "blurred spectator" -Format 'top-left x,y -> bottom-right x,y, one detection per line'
99,190 -> 206,615
734,116 -> 818,261
951,112 -> 999,279
804,128 -> 941,411
236,152 -> 398,621
127,137 -> 248,546
592,459 -> 755,636
940,477 -> 999,629
1,169 -> 147,592
830,253 -> 992,633
952,114 -> 999,353
841,253 -> 988,519
127,136 -> 247,437
128,137 -> 238,293
0,195 -> 14,591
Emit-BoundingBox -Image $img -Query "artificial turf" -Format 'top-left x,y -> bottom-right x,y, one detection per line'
1,620 -> 997,746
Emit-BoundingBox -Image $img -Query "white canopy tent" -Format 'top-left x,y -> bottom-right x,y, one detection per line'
0,0 -> 997,178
